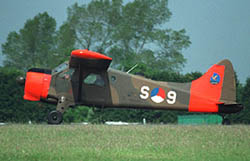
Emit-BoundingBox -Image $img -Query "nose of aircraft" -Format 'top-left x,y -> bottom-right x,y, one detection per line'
23,68 -> 52,101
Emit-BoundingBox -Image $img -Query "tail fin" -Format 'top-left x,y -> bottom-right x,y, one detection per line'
188,59 -> 236,113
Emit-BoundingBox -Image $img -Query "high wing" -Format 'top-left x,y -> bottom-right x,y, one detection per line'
69,49 -> 112,70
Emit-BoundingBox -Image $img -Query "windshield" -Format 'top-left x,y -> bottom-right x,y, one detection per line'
52,62 -> 68,73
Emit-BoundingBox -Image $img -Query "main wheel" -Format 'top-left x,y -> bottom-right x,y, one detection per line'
48,111 -> 63,124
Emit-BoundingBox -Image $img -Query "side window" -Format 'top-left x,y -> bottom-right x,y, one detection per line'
84,73 -> 105,87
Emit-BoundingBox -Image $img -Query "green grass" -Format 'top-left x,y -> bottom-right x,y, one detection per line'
0,124 -> 250,161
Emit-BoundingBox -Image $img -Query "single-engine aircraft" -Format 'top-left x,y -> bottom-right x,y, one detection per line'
17,49 -> 243,124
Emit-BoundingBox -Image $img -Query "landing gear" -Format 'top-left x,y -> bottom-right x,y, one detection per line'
47,95 -> 73,124
48,110 -> 63,124
47,95 -> 69,124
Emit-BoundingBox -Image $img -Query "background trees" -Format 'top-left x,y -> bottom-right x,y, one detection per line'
64,0 -> 191,74
2,0 -> 190,75
2,13 -> 59,71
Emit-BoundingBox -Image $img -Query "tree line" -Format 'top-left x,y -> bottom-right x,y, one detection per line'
1,0 -> 249,124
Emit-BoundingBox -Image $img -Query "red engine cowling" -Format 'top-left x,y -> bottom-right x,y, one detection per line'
24,69 -> 51,101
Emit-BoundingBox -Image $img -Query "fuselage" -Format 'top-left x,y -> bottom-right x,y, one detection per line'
24,63 -> 242,114
46,65 -> 191,111
20,49 -> 243,124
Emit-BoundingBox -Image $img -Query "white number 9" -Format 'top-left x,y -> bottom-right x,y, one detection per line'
167,91 -> 177,104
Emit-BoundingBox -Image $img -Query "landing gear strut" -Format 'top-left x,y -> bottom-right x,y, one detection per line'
48,110 -> 63,124
47,95 -> 71,124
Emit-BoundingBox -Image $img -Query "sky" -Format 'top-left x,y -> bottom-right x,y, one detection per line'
0,0 -> 250,83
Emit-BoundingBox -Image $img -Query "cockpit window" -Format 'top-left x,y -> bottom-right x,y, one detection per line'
52,62 -> 68,73
84,73 -> 105,87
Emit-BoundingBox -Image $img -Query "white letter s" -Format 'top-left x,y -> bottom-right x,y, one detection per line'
140,86 -> 150,99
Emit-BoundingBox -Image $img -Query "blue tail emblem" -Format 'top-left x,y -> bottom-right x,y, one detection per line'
210,73 -> 220,85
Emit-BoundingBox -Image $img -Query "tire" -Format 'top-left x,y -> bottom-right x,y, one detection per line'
222,118 -> 231,125
48,111 -> 63,124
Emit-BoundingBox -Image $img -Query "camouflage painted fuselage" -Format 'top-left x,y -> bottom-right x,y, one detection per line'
49,67 -> 191,112
22,49 -> 243,124
47,59 -> 241,114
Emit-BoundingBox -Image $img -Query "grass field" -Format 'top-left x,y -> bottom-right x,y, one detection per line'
0,124 -> 250,161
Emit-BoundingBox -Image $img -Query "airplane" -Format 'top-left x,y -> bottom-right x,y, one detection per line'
17,49 -> 243,124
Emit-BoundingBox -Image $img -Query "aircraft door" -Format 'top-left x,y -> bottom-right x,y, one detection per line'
81,71 -> 110,106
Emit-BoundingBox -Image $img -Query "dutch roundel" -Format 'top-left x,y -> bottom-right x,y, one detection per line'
150,88 -> 166,103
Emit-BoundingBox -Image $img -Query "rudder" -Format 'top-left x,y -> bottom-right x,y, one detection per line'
218,59 -> 236,104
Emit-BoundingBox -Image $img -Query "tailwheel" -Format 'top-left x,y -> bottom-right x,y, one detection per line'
48,110 -> 63,124
222,118 -> 231,125
221,114 -> 231,125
